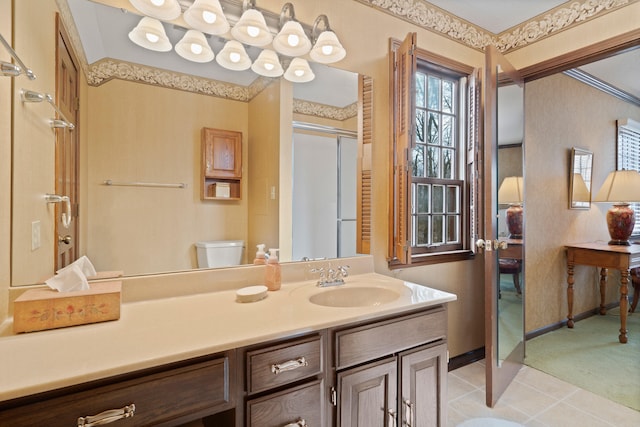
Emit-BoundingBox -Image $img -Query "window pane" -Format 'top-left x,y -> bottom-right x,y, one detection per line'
442,80 -> 454,114
412,145 -> 424,177
442,115 -> 453,146
416,110 -> 426,143
416,215 -> 429,245
428,75 -> 440,110
416,73 -> 426,108
443,149 -> 454,179
427,147 -> 439,178
428,112 -> 439,145
447,215 -> 459,243
432,185 -> 444,213
416,184 -> 430,213
447,185 -> 459,213
432,215 -> 444,244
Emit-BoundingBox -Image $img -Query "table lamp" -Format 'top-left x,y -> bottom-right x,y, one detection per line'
593,170 -> 640,245
498,176 -> 524,239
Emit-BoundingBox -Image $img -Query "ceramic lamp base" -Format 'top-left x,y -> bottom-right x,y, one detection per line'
606,203 -> 635,246
506,204 -> 523,239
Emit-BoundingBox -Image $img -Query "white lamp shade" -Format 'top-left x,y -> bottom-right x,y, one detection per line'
215,40 -> 251,71
498,176 -> 523,204
175,30 -> 214,63
251,49 -> 284,77
230,9 -> 272,47
128,17 -> 172,52
310,30 -> 346,64
273,20 -> 311,57
284,57 -> 315,83
183,0 -> 230,35
593,170 -> 640,202
129,0 -> 181,21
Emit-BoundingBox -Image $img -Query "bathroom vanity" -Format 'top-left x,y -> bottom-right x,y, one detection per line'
0,264 -> 455,426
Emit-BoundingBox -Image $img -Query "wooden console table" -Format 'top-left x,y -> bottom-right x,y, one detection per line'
565,243 -> 640,343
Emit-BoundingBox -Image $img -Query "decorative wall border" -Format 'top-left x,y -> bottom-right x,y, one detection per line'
293,100 -> 358,121
353,0 -> 632,52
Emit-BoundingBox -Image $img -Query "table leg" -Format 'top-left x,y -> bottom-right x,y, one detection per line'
567,262 -> 575,328
599,268 -> 607,315
619,269 -> 629,344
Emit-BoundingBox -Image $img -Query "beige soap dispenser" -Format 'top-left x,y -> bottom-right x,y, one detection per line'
265,248 -> 281,291
253,244 -> 267,265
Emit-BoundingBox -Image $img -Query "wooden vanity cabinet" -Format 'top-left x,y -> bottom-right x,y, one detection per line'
332,307 -> 448,427
201,127 -> 242,200
0,351 -> 236,427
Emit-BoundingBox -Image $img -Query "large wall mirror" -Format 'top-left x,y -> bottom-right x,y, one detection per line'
10,0 -> 372,286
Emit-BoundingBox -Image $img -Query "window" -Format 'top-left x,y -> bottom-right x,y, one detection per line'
617,118 -> 640,236
389,33 -> 477,267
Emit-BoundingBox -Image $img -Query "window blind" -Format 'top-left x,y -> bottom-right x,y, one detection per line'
617,118 -> 640,235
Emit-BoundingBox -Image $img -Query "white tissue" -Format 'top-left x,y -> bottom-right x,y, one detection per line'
45,264 -> 90,292
56,255 -> 97,278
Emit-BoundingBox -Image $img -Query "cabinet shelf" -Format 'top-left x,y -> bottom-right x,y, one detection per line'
201,127 -> 242,201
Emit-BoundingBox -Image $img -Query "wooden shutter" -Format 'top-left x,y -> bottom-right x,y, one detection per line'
467,69 -> 481,253
357,75 -> 373,254
391,33 -> 417,264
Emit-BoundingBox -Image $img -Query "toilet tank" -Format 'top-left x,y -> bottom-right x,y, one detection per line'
196,240 -> 244,268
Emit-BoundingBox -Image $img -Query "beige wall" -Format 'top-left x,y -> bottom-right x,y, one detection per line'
0,0 -> 11,321
524,73 -> 640,332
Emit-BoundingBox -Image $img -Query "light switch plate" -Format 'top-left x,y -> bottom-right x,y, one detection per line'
31,221 -> 41,250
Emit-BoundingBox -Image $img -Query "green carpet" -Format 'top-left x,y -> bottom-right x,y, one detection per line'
525,308 -> 640,411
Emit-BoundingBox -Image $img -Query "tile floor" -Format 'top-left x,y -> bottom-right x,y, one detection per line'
448,360 -> 640,427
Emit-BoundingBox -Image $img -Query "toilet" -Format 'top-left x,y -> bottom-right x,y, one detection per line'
195,240 -> 244,268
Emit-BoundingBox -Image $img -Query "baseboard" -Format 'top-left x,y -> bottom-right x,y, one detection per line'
525,301 -> 620,341
448,347 -> 485,371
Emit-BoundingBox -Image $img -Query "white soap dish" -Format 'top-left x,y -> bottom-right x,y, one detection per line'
236,285 -> 268,303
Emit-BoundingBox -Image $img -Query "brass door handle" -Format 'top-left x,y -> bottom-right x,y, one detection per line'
59,235 -> 72,245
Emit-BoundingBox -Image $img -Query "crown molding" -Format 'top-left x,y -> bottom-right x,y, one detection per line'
353,0 -> 632,52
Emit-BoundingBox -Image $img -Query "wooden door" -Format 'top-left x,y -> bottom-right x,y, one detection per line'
55,17 -> 79,270
399,343 -> 447,427
337,358 -> 397,427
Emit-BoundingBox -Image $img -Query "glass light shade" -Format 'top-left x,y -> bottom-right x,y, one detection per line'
251,49 -> 284,77
175,30 -> 214,63
183,0 -> 230,35
129,0 -> 181,21
310,30 -> 346,64
230,9 -> 273,47
593,170 -> 640,203
273,20 -> 311,57
128,17 -> 172,52
215,40 -> 251,71
498,176 -> 523,204
284,57 -> 315,83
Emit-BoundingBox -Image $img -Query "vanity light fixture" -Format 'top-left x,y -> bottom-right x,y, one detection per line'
128,16 -> 172,52
183,0 -> 230,35
251,49 -> 284,77
216,40 -> 251,70
230,0 -> 272,47
309,15 -> 346,64
284,57 -> 314,83
129,0 -> 181,21
175,29 -> 214,62
272,3 -> 311,57
593,169 -> 640,245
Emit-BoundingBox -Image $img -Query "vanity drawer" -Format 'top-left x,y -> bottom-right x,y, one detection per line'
335,307 -> 446,369
247,379 -> 323,427
0,352 -> 235,427
247,334 -> 322,394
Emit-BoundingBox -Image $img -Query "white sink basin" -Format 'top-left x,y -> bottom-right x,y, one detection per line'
308,286 -> 401,307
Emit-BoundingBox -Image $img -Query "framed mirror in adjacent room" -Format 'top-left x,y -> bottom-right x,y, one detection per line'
569,147 -> 593,209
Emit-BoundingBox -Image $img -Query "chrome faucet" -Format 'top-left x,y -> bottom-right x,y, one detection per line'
311,264 -> 350,287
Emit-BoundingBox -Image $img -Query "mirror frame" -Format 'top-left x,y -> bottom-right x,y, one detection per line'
569,147 -> 593,209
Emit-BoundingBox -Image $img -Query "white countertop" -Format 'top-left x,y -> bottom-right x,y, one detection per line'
0,272 -> 456,402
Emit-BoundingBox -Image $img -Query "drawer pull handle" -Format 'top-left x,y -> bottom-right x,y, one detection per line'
271,356 -> 308,375
403,399 -> 414,427
283,418 -> 307,427
77,404 -> 135,426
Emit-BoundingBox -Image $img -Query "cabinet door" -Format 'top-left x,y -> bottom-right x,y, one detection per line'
202,128 -> 242,179
337,357 -> 397,427
399,343 -> 447,427
247,380 -> 323,427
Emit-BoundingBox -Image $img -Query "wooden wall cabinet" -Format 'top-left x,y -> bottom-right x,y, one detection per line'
201,128 -> 242,200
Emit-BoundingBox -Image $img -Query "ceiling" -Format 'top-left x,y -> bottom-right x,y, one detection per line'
68,0 -> 639,103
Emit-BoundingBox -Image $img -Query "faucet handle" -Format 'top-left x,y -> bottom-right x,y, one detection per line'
337,265 -> 350,277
